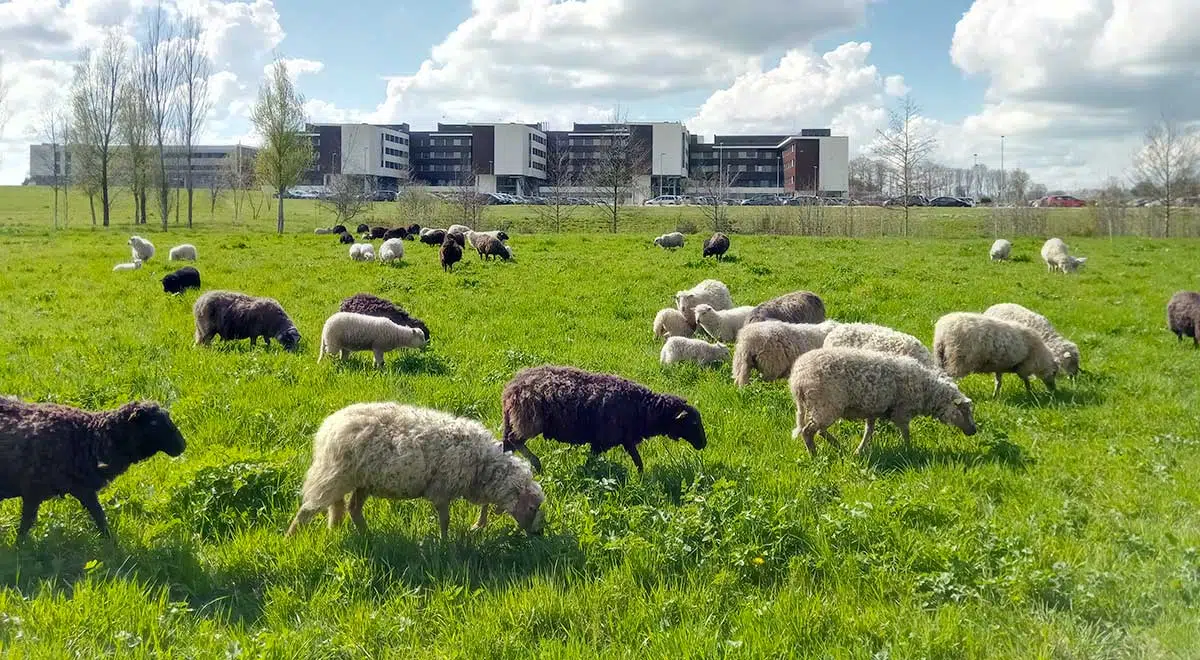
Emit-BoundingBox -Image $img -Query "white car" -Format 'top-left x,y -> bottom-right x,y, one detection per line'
644,195 -> 682,206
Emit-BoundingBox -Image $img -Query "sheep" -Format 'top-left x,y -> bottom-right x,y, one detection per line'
193,290 -> 301,351
0,397 -> 186,540
789,347 -> 977,457
476,234 -> 512,261
113,260 -> 143,272
418,227 -> 433,237
501,365 -> 707,474
984,303 -> 1080,377
339,293 -> 430,341
383,227 -> 408,241
746,291 -> 826,325
337,231 -> 355,245
356,223 -> 370,234
702,232 -> 730,261
168,244 -> 197,261
654,232 -> 685,249
1167,291 -> 1200,348
447,224 -> 472,235
675,279 -> 734,327
332,224 -> 347,235
653,308 -> 695,340
693,303 -> 756,342
731,320 -> 840,387
440,235 -> 463,272
161,266 -> 201,295
314,227 -> 335,235
933,312 -> 1058,397
1041,238 -> 1087,273
318,312 -> 427,368
420,229 -> 447,246
660,336 -> 728,367
465,230 -> 511,253
990,239 -> 1012,261
406,223 -> 421,236
822,322 -> 936,368
285,402 -> 545,539
368,226 -> 387,240
378,238 -> 405,264
128,235 -> 155,262
445,231 -> 467,247
349,243 -> 375,262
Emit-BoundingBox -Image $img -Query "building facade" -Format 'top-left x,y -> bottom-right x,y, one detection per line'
27,143 -> 258,188
302,123 -> 410,189
689,129 -> 850,198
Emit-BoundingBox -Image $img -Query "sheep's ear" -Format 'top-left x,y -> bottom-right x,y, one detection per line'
675,409 -> 689,420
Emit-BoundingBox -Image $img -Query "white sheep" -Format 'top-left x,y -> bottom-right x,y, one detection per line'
660,336 -> 729,367
419,227 -> 433,237
349,243 -> 375,262
168,244 -> 197,261
731,320 -> 839,387
447,224 -> 471,235
822,322 -> 936,368
285,402 -> 546,539
990,239 -> 1012,261
378,238 -> 405,263
675,279 -> 733,328
983,303 -> 1080,378
1041,238 -> 1087,273
318,312 -> 428,368
653,308 -> 695,340
933,312 -> 1059,397
128,235 -> 155,262
112,260 -> 143,272
653,232 -> 685,249
790,347 -> 977,457
693,303 -> 755,342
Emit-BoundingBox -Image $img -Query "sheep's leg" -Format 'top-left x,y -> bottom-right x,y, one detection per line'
798,422 -> 820,456
264,336 -> 271,347
433,500 -> 452,540
623,443 -> 646,473
249,336 -> 257,347
895,418 -> 912,444
513,442 -> 543,473
853,418 -> 876,456
374,349 -> 386,368
993,373 -> 1004,398
1020,375 -> 1033,393
347,489 -> 369,533
327,498 -> 347,528
340,349 -> 350,360
74,490 -> 111,537
819,429 -> 842,451
285,506 -> 318,538
16,497 -> 44,540
471,505 -> 489,531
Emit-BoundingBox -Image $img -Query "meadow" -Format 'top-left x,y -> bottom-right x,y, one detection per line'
0,185 -> 1199,657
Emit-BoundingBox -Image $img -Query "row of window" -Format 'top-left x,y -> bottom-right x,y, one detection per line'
382,160 -> 405,171
414,151 -> 466,160
530,146 -> 546,160
383,147 -> 406,158
531,133 -> 547,146
383,133 -> 409,146
692,150 -> 780,161
415,137 -> 469,147
414,164 -> 466,173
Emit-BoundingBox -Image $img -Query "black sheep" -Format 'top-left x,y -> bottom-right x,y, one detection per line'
370,226 -> 387,239
746,291 -> 826,325
161,266 -> 201,295
420,229 -> 447,246
406,223 -> 421,236
356,223 -> 370,234
337,231 -> 355,245
702,232 -> 730,261
383,227 -> 408,241
193,290 -> 302,351
338,293 -> 431,341
0,397 -> 186,539
331,224 -> 347,235
447,231 -> 467,247
495,230 -> 510,242
439,235 -> 462,272
1168,291 -> 1200,347
501,365 -> 706,473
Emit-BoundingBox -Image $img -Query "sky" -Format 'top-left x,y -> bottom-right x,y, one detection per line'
1,0 -> 1198,189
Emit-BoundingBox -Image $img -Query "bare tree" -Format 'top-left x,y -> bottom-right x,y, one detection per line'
1008,168 -> 1031,204
39,109 -> 72,228
176,15 -> 210,228
535,143 -> 582,232
223,146 -> 254,224
394,166 -> 438,227
1133,115 -> 1199,236
690,164 -> 740,232
142,1 -> 181,230
448,159 -> 487,229
872,95 -> 937,235
207,157 -> 225,218
588,109 -> 646,233
119,57 -> 153,226
319,174 -> 374,225
71,32 -> 127,227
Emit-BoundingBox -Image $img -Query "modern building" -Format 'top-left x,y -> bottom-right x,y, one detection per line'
27,143 -> 258,188
542,121 -> 689,203
407,123 -> 547,195
301,122 -> 410,189
688,129 -> 850,198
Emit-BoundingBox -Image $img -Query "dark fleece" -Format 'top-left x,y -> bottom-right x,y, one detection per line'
501,365 -> 706,472
1168,291 -> 1200,347
339,293 -> 431,341
331,224 -> 347,235
338,231 -> 355,244
383,227 -> 408,241
356,223 -> 370,234
369,226 -> 387,239
0,397 -> 186,539
420,229 -> 447,246
406,223 -> 421,236
193,290 -> 302,351
162,266 -> 201,294
476,234 -> 511,261
746,291 -> 826,325
702,232 -> 730,260
447,231 -> 466,247
439,236 -> 463,272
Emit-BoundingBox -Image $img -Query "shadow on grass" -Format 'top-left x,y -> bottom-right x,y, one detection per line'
645,457 -> 749,505
866,434 -> 1033,474
326,349 -> 452,376
1003,372 -> 1110,408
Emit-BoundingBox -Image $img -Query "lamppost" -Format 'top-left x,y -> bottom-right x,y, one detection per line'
658,152 -> 665,197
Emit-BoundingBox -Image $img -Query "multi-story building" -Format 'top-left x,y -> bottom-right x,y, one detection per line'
406,123 -> 547,195
301,123 -> 410,189
27,143 -> 258,188
688,129 -> 849,198
543,121 -> 689,203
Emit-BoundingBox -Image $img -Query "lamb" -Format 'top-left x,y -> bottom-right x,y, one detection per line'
660,336 -> 728,367
161,266 -> 201,295
822,322 -> 936,368
378,238 -> 405,264
128,235 -> 155,261
702,232 -> 730,261
193,290 -> 302,351
501,365 -> 707,473
337,231 -> 355,245
675,279 -> 734,327
318,312 -> 427,368
1167,291 -> 1200,348
653,308 -> 695,340
693,303 -> 756,342
990,239 -> 1012,261
746,291 -> 826,325
984,303 -> 1080,377
113,260 -> 142,272
349,243 -> 375,262
653,232 -> 685,249
1041,238 -> 1087,273
440,235 -> 463,272
339,293 -> 430,341
789,348 -> 977,457
933,312 -> 1058,397
168,244 -> 197,261
285,402 -> 545,539
420,229 -> 447,246
731,320 -> 839,387
476,234 -> 512,261
0,397 -> 186,540
382,227 -> 408,241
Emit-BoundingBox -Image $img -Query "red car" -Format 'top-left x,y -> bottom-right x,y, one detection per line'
1037,195 -> 1087,208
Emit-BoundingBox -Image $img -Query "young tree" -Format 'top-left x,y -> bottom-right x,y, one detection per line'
1132,115 -> 1199,236
690,164 -> 740,232
872,95 -> 937,235
449,160 -> 487,229
208,157 -> 225,218
251,59 -> 313,234
535,143 -> 582,232
223,146 -> 254,224
1008,168 -> 1031,203
142,1 -> 181,230
176,15 -> 211,228
319,174 -> 374,225
588,110 -> 646,233
38,109 -> 72,228
119,58 -> 152,226
71,32 -> 126,227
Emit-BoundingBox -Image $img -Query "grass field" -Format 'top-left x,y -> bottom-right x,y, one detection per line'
1,196 -> 1199,656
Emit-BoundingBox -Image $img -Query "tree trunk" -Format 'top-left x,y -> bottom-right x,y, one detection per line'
139,192 -> 148,226
175,188 -> 180,226
101,170 -> 111,227
276,187 -> 285,234
89,194 -> 97,226
186,154 -> 194,228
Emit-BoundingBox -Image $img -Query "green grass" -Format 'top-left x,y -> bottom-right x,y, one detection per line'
1,203 -> 1199,657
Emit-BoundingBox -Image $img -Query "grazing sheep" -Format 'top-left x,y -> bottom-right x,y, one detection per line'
746,291 -> 826,325
406,223 -> 421,236
984,303 -> 1080,377
446,231 -> 467,247
653,308 -> 695,340
356,223 -> 370,234
465,230 -> 511,252
732,320 -> 840,387
789,348 -> 977,457
367,226 -> 387,240
693,303 -> 756,342
166,244 -> 197,261
314,227 -> 335,235
501,365 -> 707,473
285,402 -> 545,539
349,243 -> 375,262
338,293 -> 430,341
933,312 -> 1058,397
113,260 -> 143,272
990,239 -> 1012,261
447,224 -> 472,235
702,232 -> 730,261
332,224 -> 347,235
660,336 -> 729,367
420,229 -> 447,246
193,290 -> 301,351
822,322 -> 936,368
337,231 -> 355,245
440,235 -> 463,272
0,397 -> 186,540
161,266 -> 201,295
383,227 -> 408,241
128,235 -> 155,262
379,238 -> 405,264
318,312 -> 427,368
654,232 -> 685,249
1167,291 -> 1200,348
675,279 -> 734,327
1041,238 -> 1087,273
476,234 -> 512,261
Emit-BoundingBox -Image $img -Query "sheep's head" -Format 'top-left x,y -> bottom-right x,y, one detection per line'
505,481 -> 545,535
276,325 -> 302,352
407,327 -> 428,349
497,231 -> 509,241
1059,345 -> 1081,379
116,401 -> 187,461
665,403 -> 707,450
936,391 -> 977,436
692,304 -> 717,325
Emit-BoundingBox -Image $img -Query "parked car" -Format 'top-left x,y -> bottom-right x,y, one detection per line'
928,196 -> 971,207
741,196 -> 782,206
644,195 -> 683,206
1037,195 -> 1087,208
883,195 -> 928,207
783,195 -> 823,206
